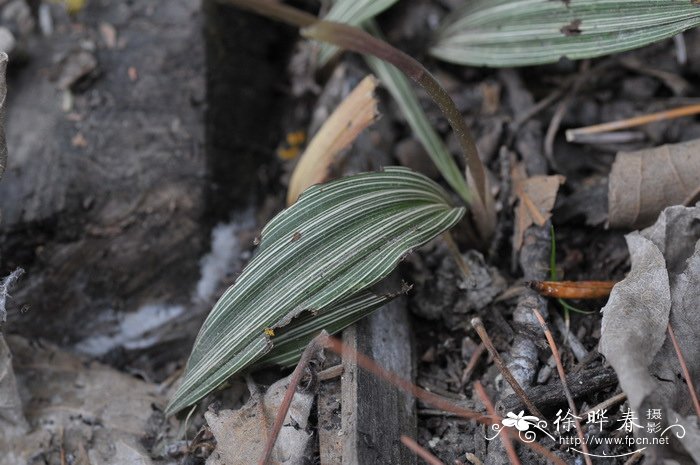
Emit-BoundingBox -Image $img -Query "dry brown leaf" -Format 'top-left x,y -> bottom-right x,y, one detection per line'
608,139 -> 700,229
0,334 -> 28,438
600,205 -> 700,463
205,374 -> 314,465
286,75 -> 378,205
512,163 -> 565,251
0,335 -> 164,465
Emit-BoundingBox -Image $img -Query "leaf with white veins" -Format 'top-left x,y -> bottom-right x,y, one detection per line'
167,167 -> 464,414
431,0 -> 700,67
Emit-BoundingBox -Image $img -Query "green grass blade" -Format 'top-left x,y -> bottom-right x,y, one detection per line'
166,167 -> 464,415
431,0 -> 700,67
319,0 -> 400,65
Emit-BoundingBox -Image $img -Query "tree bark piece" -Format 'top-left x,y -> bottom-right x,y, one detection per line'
496,367 -> 618,414
341,295 -> 417,465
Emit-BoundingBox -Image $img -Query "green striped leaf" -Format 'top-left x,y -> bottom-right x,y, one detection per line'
256,289 -> 401,368
431,0 -> 700,67
166,167 -> 465,415
318,0 -> 400,65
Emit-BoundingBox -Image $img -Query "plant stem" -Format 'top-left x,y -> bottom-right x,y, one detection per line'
225,0 -> 495,241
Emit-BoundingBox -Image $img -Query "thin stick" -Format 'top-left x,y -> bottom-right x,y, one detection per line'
460,342 -> 486,388
225,0 -> 495,241
667,323 -> 700,418
470,317 -> 545,420
474,382 -> 521,465
326,336 -> 484,420
579,392 -> 627,419
317,364 -> 344,381
327,336 -> 569,465
400,436 -> 445,465
259,332 -> 328,465
531,309 -> 592,465
566,103 -> 700,142
623,451 -> 643,465
544,60 -> 589,164
444,231 -> 472,281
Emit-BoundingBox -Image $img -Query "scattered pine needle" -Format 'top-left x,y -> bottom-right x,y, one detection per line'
566,103 -> 700,142
667,323 -> 700,418
460,342 -> 486,388
325,336 -> 484,420
326,335 -> 569,465
259,332 -> 328,465
474,382 -> 521,465
400,435 -> 445,465
471,317 -> 545,420
531,309 -> 592,465
580,392 -> 627,419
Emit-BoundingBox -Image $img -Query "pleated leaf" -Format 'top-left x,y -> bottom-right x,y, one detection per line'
256,289 -> 402,368
166,167 -> 465,415
431,0 -> 700,67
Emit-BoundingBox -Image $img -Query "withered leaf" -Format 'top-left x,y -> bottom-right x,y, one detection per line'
608,139 -> 700,229
600,205 -> 700,463
512,163 -> 565,251
287,75 -> 378,205
205,374 -> 315,465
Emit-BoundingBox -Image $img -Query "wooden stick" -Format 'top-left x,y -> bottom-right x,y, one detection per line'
667,323 -> 700,418
566,103 -> 700,142
259,332 -> 328,465
471,317 -> 545,420
400,436 -> 445,465
579,392 -> 627,419
474,382 -> 522,465
460,342 -> 486,388
531,309 -> 592,465
327,336 -> 570,465
326,336 -> 484,420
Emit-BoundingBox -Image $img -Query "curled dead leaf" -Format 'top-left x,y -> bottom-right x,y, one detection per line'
512,163 -> 565,251
205,374 -> 315,465
287,75 -> 378,205
600,205 -> 700,463
608,139 -> 700,229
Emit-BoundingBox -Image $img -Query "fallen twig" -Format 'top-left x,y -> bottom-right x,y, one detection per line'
400,435 -> 445,465
259,331 -> 328,465
326,336 -> 483,420
566,103 -> 700,142
471,317 -> 545,420
528,280 -> 614,300
460,342 -> 486,388
667,323 -> 700,418
579,392 -> 627,419
317,363 -> 344,381
474,381 -> 521,465
532,309 -> 592,465
327,335 -> 569,465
